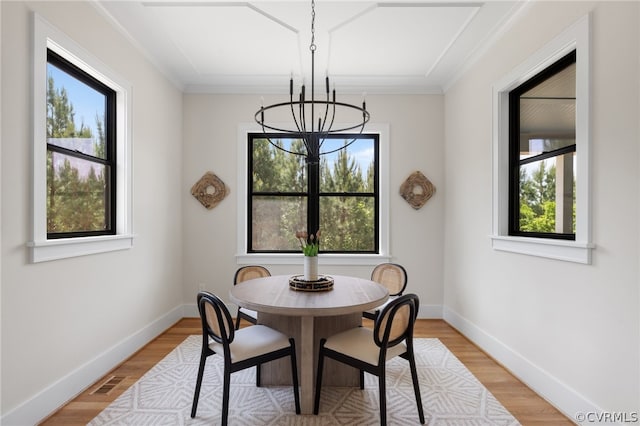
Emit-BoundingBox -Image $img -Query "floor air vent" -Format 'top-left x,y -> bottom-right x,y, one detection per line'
91,375 -> 127,395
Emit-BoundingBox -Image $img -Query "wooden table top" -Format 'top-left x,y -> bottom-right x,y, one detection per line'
229,274 -> 389,317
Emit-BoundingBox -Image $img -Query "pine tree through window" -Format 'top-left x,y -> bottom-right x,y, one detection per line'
46,49 -> 116,238
248,133 -> 379,253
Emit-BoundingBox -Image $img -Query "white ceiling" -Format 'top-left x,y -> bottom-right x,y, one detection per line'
94,1 -> 525,94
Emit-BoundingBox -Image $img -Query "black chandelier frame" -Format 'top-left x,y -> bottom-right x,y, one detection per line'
254,0 -> 371,165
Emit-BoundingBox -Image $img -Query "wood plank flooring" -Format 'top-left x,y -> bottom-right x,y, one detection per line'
39,318 -> 573,425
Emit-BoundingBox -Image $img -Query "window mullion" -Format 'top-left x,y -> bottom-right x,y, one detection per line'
46,143 -> 109,165
508,90 -> 521,235
518,144 -> 576,166
307,138 -> 320,236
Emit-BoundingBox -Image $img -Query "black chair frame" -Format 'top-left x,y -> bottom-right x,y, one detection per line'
191,291 -> 300,425
315,293 -> 424,425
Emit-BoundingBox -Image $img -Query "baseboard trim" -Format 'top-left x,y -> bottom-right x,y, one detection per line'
2,305 -> 184,426
443,306 -> 603,423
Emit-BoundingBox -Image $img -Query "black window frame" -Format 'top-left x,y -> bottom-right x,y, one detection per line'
46,49 -> 117,239
508,50 -> 576,241
247,132 -> 380,254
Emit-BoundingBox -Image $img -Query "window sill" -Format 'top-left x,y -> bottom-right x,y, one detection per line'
490,235 -> 594,264
27,234 -> 135,263
236,253 -> 392,266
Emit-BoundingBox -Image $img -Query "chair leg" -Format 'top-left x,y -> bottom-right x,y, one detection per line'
221,369 -> 231,426
408,351 -> 425,424
288,338 -> 301,414
190,351 -> 207,418
256,364 -> 261,387
378,372 -> 387,426
235,310 -> 242,330
359,369 -> 365,389
313,340 -> 327,415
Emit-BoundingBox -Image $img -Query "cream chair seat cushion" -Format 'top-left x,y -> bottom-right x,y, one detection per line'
323,327 -> 407,366
210,325 -> 291,363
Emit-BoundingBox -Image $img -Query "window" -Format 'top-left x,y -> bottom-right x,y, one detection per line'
30,14 -> 133,262
236,123 -> 389,265
46,50 -> 116,238
508,51 -> 576,240
248,133 -> 379,254
492,14 -> 592,264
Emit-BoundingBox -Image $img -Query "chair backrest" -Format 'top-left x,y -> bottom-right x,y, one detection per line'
234,265 -> 271,284
197,291 -> 235,346
370,263 -> 407,296
373,293 -> 419,349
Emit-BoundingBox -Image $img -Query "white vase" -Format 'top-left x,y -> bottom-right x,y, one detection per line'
303,255 -> 318,281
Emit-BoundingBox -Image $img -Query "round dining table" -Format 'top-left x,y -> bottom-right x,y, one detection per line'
229,274 -> 388,414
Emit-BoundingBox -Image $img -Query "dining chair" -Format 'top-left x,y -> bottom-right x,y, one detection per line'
233,265 -> 271,329
363,262 -> 408,320
191,291 -> 300,425
314,293 -> 424,426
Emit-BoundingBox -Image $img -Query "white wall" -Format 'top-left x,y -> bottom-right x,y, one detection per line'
444,0 -> 639,417
182,93 -> 445,317
1,1 -> 184,423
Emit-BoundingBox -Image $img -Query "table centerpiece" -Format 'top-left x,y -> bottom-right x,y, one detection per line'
289,230 -> 333,291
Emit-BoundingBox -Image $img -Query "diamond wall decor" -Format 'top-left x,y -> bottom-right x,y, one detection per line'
400,171 -> 435,210
191,172 -> 228,210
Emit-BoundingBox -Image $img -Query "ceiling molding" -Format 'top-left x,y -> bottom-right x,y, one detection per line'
92,0 -> 524,95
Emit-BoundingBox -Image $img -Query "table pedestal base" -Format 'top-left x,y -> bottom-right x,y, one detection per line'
258,312 -> 362,414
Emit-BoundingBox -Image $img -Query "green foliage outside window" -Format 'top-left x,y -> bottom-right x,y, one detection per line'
251,137 -> 377,253
319,148 -> 375,251
46,72 -> 109,235
518,161 -> 576,234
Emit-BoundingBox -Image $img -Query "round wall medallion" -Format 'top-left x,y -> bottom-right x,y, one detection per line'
191,172 -> 229,209
400,171 -> 435,210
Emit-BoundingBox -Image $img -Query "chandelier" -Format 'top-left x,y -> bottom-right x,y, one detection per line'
254,0 -> 370,165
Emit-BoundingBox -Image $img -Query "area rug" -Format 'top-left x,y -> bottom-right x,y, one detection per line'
88,335 -> 520,425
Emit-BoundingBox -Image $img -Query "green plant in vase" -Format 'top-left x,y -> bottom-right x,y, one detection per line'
296,230 -> 320,256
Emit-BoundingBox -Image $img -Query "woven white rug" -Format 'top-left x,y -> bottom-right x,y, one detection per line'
89,335 -> 520,425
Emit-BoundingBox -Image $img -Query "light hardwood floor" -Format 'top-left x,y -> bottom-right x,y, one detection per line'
39,318 -> 574,425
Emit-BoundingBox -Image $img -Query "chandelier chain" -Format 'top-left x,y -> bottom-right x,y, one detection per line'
310,0 -> 316,52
